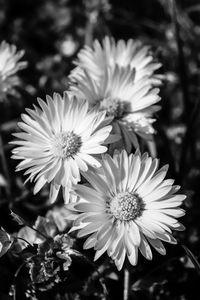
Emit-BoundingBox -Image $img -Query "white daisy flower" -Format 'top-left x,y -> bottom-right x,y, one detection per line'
69,150 -> 186,271
11,92 -> 113,203
70,36 -> 162,85
70,65 -> 161,152
0,41 -> 27,99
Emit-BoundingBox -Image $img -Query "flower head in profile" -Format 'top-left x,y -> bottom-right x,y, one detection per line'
0,41 -> 27,100
70,65 -> 161,152
69,150 -> 185,270
11,92 -> 113,203
70,36 -> 162,85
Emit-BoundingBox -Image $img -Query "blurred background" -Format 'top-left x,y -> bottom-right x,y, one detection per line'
0,0 -> 200,299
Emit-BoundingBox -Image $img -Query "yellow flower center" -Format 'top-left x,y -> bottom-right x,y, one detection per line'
110,192 -> 144,221
100,97 -> 128,119
52,131 -> 82,159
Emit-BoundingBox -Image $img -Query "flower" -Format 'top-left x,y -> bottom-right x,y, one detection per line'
69,150 -> 186,270
11,92 -> 113,203
70,65 -> 161,152
0,41 -> 27,99
70,36 -> 162,85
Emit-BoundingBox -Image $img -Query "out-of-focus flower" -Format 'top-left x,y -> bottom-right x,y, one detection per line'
69,150 -> 186,270
71,65 -> 160,152
46,205 -> 75,232
84,0 -> 111,15
0,41 -> 27,100
166,124 -> 186,144
58,35 -> 78,57
11,92 -> 114,203
70,36 -> 162,85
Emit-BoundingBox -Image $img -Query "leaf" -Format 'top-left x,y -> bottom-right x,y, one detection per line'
106,271 -> 119,281
0,229 -> 12,257
0,174 -> 7,187
182,244 -> 200,275
131,277 -> 167,292
17,226 -> 41,249
35,216 -> 57,238
10,211 -> 25,225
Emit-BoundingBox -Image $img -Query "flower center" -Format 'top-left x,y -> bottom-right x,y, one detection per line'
52,131 -> 82,159
110,192 -> 144,221
99,97 -> 128,119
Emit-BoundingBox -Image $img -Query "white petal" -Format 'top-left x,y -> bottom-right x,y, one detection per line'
33,176 -> 47,194
139,234 -> 152,260
147,238 -> 166,255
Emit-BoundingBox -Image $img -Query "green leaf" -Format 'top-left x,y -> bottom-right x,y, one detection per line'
131,277 -> 167,292
17,226 -> 38,249
10,211 -> 25,225
35,216 -> 57,238
182,244 -> 200,275
0,174 -> 7,187
0,229 -> 12,257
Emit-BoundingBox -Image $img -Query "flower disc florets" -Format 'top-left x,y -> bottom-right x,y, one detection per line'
99,97 -> 128,119
110,192 -> 144,221
52,131 -> 82,159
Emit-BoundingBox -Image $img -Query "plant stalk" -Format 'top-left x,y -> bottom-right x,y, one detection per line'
123,268 -> 130,300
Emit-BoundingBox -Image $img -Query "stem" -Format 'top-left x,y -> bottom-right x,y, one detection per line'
85,12 -> 97,46
26,224 -> 49,241
170,0 -> 191,115
11,209 -> 50,241
178,99 -> 200,182
123,268 -> 130,300
146,138 -> 157,158
170,0 -> 193,183
0,133 -> 11,199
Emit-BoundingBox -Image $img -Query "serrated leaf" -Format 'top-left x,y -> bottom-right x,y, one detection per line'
0,229 -> 12,257
182,244 -> 200,275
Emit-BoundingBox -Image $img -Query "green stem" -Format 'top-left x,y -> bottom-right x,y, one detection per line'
170,0 -> 193,183
0,133 -> 11,199
170,0 -> 191,115
26,223 -> 50,241
123,268 -> 130,300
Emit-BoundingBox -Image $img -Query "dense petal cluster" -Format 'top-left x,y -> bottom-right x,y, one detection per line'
70,65 -> 161,151
70,36 -> 162,85
69,150 -> 185,270
0,41 -> 27,99
11,92 -> 113,202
